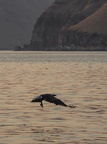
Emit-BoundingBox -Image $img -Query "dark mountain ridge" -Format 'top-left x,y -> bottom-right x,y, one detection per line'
27,0 -> 107,51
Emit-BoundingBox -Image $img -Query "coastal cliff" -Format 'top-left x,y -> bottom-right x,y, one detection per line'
27,0 -> 107,51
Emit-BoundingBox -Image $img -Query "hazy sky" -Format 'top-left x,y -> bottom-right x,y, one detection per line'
0,0 -> 54,50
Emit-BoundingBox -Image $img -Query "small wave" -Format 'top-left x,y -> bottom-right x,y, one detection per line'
0,124 -> 27,127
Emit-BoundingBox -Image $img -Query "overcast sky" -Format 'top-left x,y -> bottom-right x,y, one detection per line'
0,0 -> 54,50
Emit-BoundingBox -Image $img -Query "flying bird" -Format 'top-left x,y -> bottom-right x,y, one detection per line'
31,94 -> 76,108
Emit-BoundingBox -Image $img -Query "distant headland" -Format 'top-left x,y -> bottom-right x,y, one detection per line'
19,0 -> 107,51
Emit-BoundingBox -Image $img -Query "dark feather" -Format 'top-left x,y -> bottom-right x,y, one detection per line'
31,95 -> 43,102
45,96 -> 68,107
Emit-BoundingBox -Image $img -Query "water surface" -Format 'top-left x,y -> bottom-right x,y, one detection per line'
0,51 -> 107,144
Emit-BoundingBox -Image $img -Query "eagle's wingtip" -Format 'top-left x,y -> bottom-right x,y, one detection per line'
69,105 -> 76,108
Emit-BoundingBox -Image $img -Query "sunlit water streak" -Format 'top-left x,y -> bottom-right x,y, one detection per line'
0,51 -> 107,144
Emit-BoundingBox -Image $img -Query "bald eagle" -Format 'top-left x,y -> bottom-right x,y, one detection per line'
31,94 -> 76,108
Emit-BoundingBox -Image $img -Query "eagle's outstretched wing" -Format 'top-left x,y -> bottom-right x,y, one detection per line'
45,96 -> 68,107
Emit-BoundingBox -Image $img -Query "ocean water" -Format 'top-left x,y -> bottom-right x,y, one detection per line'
0,51 -> 107,144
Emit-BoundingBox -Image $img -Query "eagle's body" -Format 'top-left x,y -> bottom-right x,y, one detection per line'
31,94 -> 76,108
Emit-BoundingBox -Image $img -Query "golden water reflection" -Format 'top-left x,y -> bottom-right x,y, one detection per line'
0,52 -> 107,144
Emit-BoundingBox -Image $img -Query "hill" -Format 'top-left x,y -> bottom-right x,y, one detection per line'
70,2 -> 107,35
27,0 -> 107,51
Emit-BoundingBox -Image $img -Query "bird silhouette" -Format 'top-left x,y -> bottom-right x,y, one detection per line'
31,94 -> 76,108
